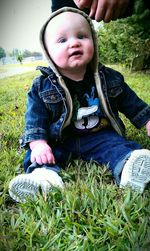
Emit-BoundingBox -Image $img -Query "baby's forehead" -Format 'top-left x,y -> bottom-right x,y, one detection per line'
52,11 -> 86,22
47,11 -> 90,32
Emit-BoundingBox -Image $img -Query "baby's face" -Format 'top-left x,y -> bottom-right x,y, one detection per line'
45,12 -> 94,75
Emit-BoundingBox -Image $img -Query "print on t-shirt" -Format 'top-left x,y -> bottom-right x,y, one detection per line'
74,86 -> 102,130
63,70 -> 110,135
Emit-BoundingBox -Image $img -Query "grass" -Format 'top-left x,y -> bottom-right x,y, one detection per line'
0,64 -> 150,250
0,60 -> 47,74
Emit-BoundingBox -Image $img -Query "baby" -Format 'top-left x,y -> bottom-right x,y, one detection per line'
9,7 -> 150,202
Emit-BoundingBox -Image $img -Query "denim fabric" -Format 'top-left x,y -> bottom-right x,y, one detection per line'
25,161 -> 61,174
113,152 -> 132,185
20,65 -> 150,148
24,129 -> 141,184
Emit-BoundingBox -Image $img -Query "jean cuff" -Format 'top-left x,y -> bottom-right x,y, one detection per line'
113,151 -> 132,185
26,162 -> 61,174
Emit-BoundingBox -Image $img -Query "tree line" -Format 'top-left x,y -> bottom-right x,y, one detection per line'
97,0 -> 150,70
0,48 -> 42,64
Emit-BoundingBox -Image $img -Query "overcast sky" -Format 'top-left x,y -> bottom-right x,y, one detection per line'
0,0 -> 51,53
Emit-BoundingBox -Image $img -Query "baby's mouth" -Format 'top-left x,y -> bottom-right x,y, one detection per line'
69,50 -> 83,57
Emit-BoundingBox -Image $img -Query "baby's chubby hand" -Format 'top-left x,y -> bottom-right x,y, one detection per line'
30,140 -> 55,165
146,120 -> 150,137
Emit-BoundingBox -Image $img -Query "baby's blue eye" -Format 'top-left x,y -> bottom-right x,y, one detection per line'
78,34 -> 86,39
58,38 -> 66,43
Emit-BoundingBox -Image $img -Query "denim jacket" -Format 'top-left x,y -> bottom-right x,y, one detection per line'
20,7 -> 150,148
20,63 -> 150,148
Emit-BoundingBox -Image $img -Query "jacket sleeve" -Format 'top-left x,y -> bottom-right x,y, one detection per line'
102,65 -> 150,129
20,78 -> 52,148
117,78 -> 150,129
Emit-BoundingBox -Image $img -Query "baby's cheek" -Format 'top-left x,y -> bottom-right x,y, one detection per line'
55,54 -> 67,68
87,46 -> 94,61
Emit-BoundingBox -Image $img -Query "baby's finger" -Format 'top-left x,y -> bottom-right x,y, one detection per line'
47,152 -> 55,164
30,154 -> 36,163
36,156 -> 43,165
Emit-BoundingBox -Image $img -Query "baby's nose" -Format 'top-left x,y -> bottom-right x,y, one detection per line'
70,38 -> 81,47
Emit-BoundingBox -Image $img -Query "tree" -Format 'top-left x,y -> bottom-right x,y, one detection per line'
22,49 -> 32,58
97,0 -> 150,69
0,47 -> 6,59
17,54 -> 23,64
11,48 -> 20,57
22,50 -> 42,58
0,47 -> 6,64
32,51 -> 42,57
11,48 -> 23,64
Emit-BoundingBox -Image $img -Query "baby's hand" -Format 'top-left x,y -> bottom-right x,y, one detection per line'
30,140 -> 55,165
146,120 -> 150,137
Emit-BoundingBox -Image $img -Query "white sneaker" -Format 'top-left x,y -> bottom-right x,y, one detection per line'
120,149 -> 150,193
9,168 -> 64,202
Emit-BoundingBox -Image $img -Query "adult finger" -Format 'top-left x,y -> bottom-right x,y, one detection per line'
73,0 -> 92,9
103,0 -> 130,22
89,0 -> 98,18
92,0 -> 107,22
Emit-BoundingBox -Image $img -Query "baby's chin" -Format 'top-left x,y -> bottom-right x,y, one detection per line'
69,58 -> 89,68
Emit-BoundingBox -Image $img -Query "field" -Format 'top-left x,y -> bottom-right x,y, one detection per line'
0,62 -> 150,250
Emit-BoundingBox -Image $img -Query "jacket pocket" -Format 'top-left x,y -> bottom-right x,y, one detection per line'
40,89 -> 64,104
40,89 -> 65,119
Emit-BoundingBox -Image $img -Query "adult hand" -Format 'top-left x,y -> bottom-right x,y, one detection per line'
30,140 -> 55,165
73,0 -> 93,9
73,0 -> 130,22
146,120 -> 150,137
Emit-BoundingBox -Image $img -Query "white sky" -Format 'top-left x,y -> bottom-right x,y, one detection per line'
0,0 -> 51,53
0,0 -> 101,54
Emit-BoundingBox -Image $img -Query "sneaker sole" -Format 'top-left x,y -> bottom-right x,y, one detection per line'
9,175 -> 50,202
120,149 -> 150,193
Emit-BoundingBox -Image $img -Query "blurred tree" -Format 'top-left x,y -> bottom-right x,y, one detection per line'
31,51 -> 42,57
0,47 -> 6,64
97,0 -> 150,69
17,53 -> 23,64
22,49 -> 32,58
22,50 -> 42,58
0,47 -> 6,59
11,48 -> 20,57
10,48 -> 23,64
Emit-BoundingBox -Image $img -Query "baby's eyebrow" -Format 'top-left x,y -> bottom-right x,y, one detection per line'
54,33 -> 65,40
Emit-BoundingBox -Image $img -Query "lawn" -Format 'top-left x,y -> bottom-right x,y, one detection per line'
0,64 -> 150,251
0,61 -> 46,74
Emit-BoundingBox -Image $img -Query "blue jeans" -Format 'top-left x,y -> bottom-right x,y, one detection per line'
24,129 -> 141,185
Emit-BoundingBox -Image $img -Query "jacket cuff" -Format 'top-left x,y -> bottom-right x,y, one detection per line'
132,106 -> 150,128
20,128 -> 48,149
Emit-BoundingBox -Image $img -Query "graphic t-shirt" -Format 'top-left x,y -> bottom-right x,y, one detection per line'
62,70 -> 110,136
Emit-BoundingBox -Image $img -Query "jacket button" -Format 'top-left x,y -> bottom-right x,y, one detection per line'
50,95 -> 56,101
